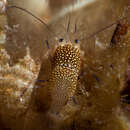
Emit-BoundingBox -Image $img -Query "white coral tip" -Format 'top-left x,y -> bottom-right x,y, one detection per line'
0,0 -> 7,14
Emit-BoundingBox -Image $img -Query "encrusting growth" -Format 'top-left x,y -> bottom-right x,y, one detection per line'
0,45 -> 41,126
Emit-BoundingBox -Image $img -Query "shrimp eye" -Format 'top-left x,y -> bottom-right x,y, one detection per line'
59,38 -> 64,42
75,39 -> 79,44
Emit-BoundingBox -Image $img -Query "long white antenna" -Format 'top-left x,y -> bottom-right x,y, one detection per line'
7,5 -> 58,38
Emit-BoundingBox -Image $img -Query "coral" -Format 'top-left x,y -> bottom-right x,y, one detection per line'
0,0 -> 7,14
0,26 -> 41,129
0,45 -> 41,129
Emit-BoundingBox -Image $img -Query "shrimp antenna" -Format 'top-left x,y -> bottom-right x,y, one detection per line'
7,5 -> 57,37
82,16 -> 128,41
67,15 -> 71,32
